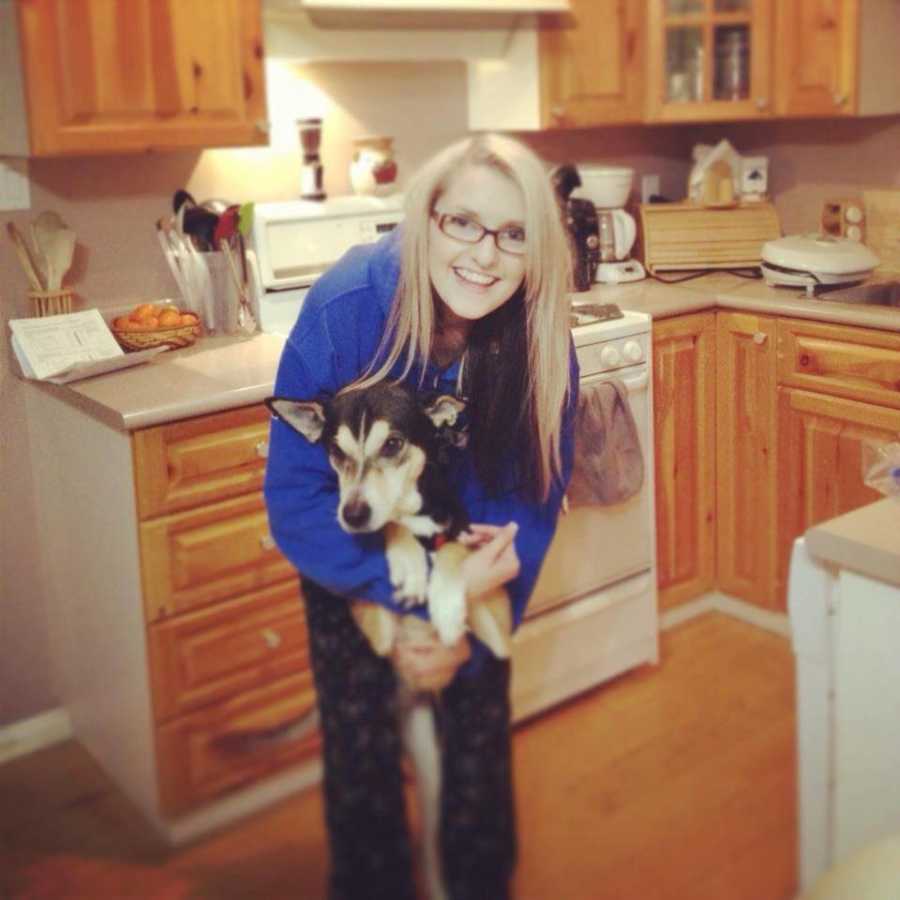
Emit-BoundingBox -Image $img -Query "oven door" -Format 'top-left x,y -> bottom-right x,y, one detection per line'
527,365 -> 654,618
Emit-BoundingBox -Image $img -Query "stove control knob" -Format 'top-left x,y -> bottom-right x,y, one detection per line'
622,340 -> 643,364
600,345 -> 621,369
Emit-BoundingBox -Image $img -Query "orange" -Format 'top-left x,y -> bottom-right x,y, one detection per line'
131,302 -> 159,322
158,308 -> 182,327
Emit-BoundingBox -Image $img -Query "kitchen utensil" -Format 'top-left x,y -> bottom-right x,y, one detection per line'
760,233 -> 880,295
6,221 -> 44,291
639,200 -> 781,274
218,237 -> 257,334
32,210 -> 76,290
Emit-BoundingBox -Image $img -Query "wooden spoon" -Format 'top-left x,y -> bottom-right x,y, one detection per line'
32,210 -> 76,290
6,221 -> 44,291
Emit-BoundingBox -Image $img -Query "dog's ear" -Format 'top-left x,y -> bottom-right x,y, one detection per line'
266,397 -> 326,443
423,395 -> 466,429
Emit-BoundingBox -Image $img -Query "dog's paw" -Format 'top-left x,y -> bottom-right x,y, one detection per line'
387,541 -> 429,607
428,575 -> 467,647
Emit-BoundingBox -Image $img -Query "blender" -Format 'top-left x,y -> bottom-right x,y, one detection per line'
572,165 -> 646,284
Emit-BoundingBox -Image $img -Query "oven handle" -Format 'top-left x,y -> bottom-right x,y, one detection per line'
581,369 -> 649,393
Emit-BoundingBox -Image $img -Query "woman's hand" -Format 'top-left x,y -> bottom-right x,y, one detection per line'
458,521 -> 520,600
392,631 -> 471,692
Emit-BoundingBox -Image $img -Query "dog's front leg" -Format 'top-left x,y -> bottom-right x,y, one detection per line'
428,542 -> 469,647
385,522 -> 429,607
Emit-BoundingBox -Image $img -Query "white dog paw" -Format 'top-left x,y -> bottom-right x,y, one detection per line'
387,543 -> 429,607
428,575 -> 467,647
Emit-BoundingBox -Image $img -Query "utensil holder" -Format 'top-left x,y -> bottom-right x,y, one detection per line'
28,287 -> 74,317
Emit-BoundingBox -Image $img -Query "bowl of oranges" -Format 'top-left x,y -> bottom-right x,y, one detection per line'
111,302 -> 202,352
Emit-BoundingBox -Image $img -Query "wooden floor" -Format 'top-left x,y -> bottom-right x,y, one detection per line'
0,613 -> 797,900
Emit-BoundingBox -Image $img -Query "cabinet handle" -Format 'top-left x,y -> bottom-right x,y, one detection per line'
755,97 -> 769,110
260,533 -> 276,551
833,92 -> 847,107
753,331 -> 767,345
261,627 -> 282,650
255,119 -> 271,134
255,440 -> 269,458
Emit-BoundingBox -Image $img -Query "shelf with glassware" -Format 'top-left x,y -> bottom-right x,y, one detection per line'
646,0 -> 773,122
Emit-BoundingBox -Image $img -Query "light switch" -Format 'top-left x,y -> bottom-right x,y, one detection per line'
0,157 -> 31,211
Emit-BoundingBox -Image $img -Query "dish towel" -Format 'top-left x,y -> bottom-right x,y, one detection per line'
566,378 -> 644,507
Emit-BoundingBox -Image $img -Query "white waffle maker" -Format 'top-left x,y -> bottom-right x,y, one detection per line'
761,233 -> 880,295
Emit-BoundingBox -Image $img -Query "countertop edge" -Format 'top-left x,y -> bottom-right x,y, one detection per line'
805,499 -> 900,588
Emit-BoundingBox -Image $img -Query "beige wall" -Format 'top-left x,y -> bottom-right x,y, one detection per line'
2,57 -> 900,724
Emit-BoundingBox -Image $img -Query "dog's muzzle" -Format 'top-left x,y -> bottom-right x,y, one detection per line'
340,498 -> 372,532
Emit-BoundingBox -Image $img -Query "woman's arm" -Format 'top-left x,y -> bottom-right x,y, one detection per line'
263,279 -> 409,613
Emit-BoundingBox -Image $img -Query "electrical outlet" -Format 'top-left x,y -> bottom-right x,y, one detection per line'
641,174 -> 661,204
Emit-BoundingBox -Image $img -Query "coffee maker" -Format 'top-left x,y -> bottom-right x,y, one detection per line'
551,164 -> 600,292
297,117 -> 326,201
573,165 -> 646,284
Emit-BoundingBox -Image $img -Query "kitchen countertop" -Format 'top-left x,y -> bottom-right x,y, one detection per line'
29,332 -> 286,431
22,273 -> 900,432
805,499 -> 900,588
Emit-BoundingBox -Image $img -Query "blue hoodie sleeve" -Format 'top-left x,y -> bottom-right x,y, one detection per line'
263,264 -> 408,614
461,344 -> 580,630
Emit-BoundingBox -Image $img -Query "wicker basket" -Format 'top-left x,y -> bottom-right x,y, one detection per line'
111,322 -> 201,352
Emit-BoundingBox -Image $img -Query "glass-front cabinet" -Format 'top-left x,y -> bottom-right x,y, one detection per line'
646,0 -> 773,121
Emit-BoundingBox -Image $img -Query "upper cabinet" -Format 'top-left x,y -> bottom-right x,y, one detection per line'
539,0 -> 645,127
527,0 -> 900,128
646,0 -> 773,122
1,0 -> 268,157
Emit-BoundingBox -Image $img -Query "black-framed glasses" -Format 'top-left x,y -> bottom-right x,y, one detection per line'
432,210 -> 527,256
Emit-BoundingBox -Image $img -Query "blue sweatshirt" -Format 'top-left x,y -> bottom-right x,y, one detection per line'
263,228 -> 578,674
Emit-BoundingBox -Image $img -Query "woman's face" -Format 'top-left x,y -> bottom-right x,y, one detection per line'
428,165 -> 527,325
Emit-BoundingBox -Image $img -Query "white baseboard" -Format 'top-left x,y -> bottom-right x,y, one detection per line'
0,707 -> 72,765
660,590 -> 791,638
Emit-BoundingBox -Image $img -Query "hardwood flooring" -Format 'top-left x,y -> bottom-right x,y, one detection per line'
0,613 -> 797,899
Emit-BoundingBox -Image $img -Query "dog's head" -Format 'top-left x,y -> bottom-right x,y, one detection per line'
267,383 -> 465,534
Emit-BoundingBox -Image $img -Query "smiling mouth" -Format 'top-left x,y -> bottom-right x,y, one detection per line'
454,267 -> 498,287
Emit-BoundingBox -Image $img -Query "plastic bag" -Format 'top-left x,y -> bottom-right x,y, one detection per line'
862,440 -> 900,502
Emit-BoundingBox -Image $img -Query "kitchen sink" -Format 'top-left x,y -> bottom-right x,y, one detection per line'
817,280 -> 900,307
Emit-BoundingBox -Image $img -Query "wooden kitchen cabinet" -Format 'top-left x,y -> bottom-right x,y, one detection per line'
652,312 -> 717,611
715,310 -> 780,609
539,0 -> 645,127
646,0 -> 774,122
4,0 -> 267,156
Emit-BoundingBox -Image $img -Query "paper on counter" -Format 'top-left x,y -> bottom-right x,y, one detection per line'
9,308 -> 163,383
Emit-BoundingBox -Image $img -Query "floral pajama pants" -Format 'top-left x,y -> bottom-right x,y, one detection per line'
302,578 -> 517,900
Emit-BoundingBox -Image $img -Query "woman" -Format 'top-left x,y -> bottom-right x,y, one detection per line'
264,133 -> 578,900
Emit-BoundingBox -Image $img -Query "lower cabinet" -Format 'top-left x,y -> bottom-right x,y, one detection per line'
652,312 -> 717,611
134,403 -> 319,820
655,309 -> 900,614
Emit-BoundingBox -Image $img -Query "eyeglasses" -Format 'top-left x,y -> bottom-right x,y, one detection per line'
432,210 -> 527,256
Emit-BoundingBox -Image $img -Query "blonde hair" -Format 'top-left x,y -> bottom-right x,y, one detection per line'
354,133 -> 573,501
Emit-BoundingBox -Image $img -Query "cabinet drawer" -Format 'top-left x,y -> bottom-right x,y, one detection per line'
140,492 -> 295,621
778,318 -> 900,409
148,579 -> 309,722
133,405 -> 271,520
156,670 -> 321,816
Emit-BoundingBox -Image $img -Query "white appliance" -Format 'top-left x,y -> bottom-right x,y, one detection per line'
250,194 -> 405,335
253,200 -> 658,720
789,534 -> 900,891
572,165 -> 647,284
512,305 -> 659,720
761,233 -> 880,296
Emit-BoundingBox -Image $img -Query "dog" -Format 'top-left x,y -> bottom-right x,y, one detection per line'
267,382 -> 512,900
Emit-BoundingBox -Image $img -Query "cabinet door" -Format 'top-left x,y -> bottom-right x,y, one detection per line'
539,0 -> 644,126
777,387 -> 897,607
716,311 -> 779,609
652,312 -> 717,611
774,0 -> 858,117
16,0 -> 267,156
646,0 -> 774,122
